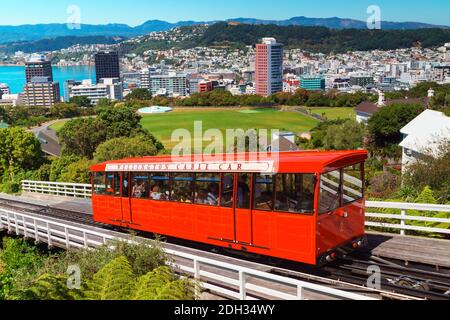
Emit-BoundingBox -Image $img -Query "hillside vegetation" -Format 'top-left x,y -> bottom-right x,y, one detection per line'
126,22 -> 450,53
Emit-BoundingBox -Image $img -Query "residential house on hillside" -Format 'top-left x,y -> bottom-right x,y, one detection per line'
399,109 -> 450,173
356,89 -> 433,123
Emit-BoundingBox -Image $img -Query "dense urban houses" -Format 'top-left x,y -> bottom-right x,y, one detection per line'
255,38 -> 284,97
95,51 -> 120,83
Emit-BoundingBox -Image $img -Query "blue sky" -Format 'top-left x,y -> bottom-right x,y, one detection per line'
0,0 -> 448,26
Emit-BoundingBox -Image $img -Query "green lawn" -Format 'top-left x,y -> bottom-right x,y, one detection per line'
49,120 -> 68,132
48,107 -> 324,150
141,108 -> 320,149
307,107 -> 356,121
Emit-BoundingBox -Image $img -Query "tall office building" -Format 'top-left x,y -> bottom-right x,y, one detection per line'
300,75 -> 326,91
255,38 -> 283,97
95,51 -> 120,83
23,77 -> 60,107
25,55 -> 53,83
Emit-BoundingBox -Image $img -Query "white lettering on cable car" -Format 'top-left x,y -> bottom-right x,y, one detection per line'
105,161 -> 275,173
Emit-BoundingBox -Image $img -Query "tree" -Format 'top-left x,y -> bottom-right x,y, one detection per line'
0,127 -> 43,180
69,96 -> 92,108
49,155 -> 81,181
403,140 -> 450,203
0,238 -> 45,300
58,118 -> 107,159
126,88 -> 152,101
307,119 -> 348,149
368,103 -> 424,156
93,135 -> 159,163
0,106 -> 10,124
49,103 -> 80,119
59,158 -> 91,183
323,120 -> 366,150
97,106 -> 142,140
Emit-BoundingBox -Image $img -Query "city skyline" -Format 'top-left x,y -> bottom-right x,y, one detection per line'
0,0 -> 448,27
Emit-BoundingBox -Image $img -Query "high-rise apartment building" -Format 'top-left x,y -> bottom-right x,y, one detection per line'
255,38 -> 283,97
149,73 -> 187,97
23,77 -> 60,107
25,55 -> 53,83
95,51 -> 120,83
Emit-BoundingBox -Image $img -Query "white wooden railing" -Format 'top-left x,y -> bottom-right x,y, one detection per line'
22,180 -> 91,198
0,208 -> 374,301
366,201 -> 450,236
19,181 -> 450,237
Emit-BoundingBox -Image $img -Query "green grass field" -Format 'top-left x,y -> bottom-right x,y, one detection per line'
48,107 -> 357,150
307,107 -> 356,121
48,120 -> 67,132
141,108 -> 320,149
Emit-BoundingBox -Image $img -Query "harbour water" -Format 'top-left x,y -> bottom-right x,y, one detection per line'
0,65 -> 96,97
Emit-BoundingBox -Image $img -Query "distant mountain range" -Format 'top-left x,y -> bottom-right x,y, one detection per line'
0,16 -> 448,44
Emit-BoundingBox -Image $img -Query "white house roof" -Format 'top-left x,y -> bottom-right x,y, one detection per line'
400,110 -> 450,155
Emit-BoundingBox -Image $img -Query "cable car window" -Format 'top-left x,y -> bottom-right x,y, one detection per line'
171,173 -> 194,204
93,172 -> 107,195
131,173 -> 150,199
275,174 -> 315,214
195,174 -> 220,206
343,163 -> 364,204
319,170 -> 342,214
150,173 -> 171,201
254,174 -> 274,211
237,174 -> 251,209
122,173 -> 130,198
221,174 -> 234,208
114,173 -> 121,196
105,173 -> 115,196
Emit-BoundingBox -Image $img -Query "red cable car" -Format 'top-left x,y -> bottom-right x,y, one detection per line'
91,151 -> 368,266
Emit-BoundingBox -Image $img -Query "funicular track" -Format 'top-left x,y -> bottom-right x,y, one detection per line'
0,197 -> 449,300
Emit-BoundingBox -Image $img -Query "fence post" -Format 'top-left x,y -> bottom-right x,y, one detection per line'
65,227 -> 70,249
239,271 -> 246,300
297,285 -> 304,300
400,209 -> 407,236
194,260 -> 201,300
46,221 -> 52,247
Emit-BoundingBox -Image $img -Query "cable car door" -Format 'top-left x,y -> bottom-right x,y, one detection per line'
121,172 -> 132,224
235,173 -> 253,245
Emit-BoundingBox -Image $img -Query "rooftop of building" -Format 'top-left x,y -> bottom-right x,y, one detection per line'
400,110 -> 450,155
